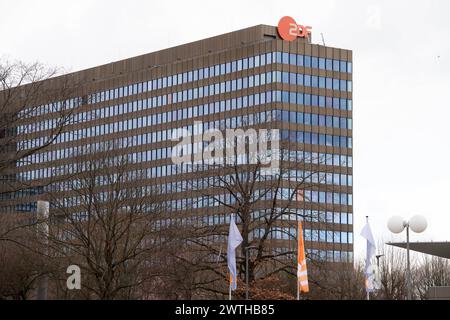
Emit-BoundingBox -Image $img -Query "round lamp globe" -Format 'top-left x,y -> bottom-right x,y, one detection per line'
409,215 -> 427,233
388,216 -> 406,234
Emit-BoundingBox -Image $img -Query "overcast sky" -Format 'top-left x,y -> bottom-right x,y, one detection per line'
1,0 -> 450,260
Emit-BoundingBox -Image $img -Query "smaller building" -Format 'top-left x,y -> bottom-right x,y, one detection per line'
389,241 -> 450,300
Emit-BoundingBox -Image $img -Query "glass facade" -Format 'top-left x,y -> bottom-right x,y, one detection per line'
5,39 -> 353,264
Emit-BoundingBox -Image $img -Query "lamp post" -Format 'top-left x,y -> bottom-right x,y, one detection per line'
375,254 -> 384,268
36,201 -> 49,300
387,215 -> 427,300
244,246 -> 258,300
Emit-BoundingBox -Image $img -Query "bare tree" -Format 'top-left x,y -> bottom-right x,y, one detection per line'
40,144 -> 171,299
168,131 -> 337,298
0,60 -> 75,183
371,245 -> 408,300
413,255 -> 450,300
0,60 -> 78,245
306,260 -> 366,300
0,213 -> 51,300
234,275 -> 296,300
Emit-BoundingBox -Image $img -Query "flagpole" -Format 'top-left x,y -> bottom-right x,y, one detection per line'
227,214 -> 243,302
297,221 -> 300,301
366,216 -> 370,301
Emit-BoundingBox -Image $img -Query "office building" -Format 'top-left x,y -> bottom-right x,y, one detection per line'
1,23 -> 353,263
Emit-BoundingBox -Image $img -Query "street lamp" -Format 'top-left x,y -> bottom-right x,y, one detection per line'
36,200 -> 49,300
244,246 -> 258,300
375,254 -> 384,268
387,215 -> 427,300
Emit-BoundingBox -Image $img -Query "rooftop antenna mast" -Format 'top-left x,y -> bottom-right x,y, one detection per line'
320,33 -> 326,46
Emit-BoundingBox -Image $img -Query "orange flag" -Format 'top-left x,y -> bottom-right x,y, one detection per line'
297,221 -> 309,297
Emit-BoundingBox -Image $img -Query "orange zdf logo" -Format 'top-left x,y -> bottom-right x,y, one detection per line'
277,16 -> 312,41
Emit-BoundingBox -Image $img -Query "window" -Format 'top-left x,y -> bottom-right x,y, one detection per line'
304,56 -> 311,68
326,78 -> 332,90
319,58 -> 326,69
237,59 -> 243,71
319,115 -> 326,126
333,59 -> 340,72
289,53 -> 296,65
297,93 -> 304,105
304,94 -> 311,106
319,77 -> 326,88
231,60 -> 237,72
333,79 -> 340,90
255,55 -> 260,67
289,92 -> 296,104
312,57 -> 319,69
273,52 -> 280,63
289,72 -> 296,85
248,58 -> 254,69
242,58 -> 248,70
312,114 -> 318,126
304,75 -> 311,87
319,134 -> 325,146
317,96 -> 325,108
266,52 -> 272,64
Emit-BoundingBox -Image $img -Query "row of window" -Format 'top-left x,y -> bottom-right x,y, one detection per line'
153,209 -> 353,227
248,247 -> 353,263
281,129 -> 352,148
290,170 -> 353,187
263,208 -> 353,225
276,109 -> 352,129
278,71 -> 351,91
263,226 -> 353,244
20,88 -> 352,154
166,188 -> 353,211
59,186 -> 353,211
20,127 -> 351,174
85,52 -> 351,105
307,249 -> 353,263
21,68 -> 352,136
21,137 -> 353,187
20,139 -> 353,181
275,52 -> 352,73
20,100 -> 352,153
55,210 -> 350,233
21,51 -> 351,119
20,107 -> 351,166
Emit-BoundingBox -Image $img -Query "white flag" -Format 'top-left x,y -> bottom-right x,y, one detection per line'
361,219 -> 376,292
227,216 -> 243,291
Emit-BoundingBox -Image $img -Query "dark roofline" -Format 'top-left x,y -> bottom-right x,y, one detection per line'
388,242 -> 450,259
